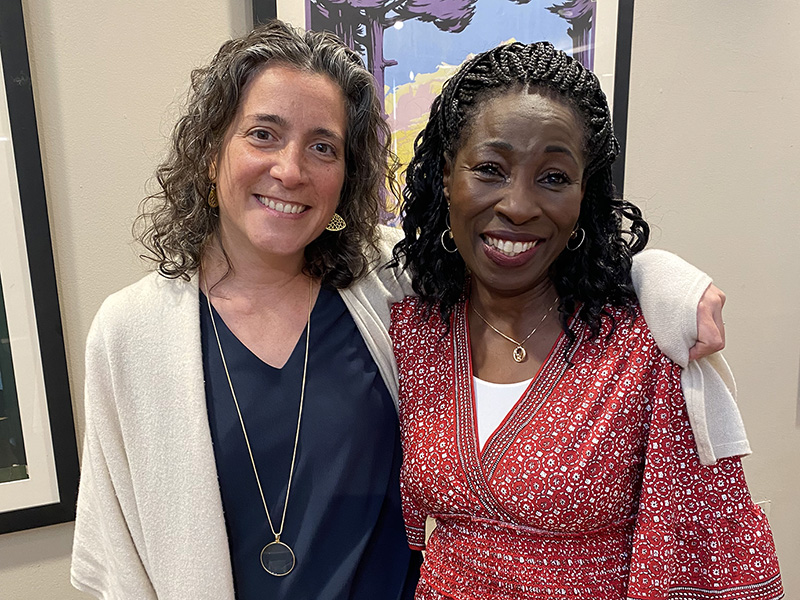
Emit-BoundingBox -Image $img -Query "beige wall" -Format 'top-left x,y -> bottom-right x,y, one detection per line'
624,2 -> 800,593
0,0 -> 796,597
0,2 -> 250,598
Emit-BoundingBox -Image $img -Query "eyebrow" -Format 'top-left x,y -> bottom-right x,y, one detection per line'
481,140 -> 514,151
544,144 -> 578,161
250,113 -> 344,144
480,140 -> 579,164
252,113 -> 287,127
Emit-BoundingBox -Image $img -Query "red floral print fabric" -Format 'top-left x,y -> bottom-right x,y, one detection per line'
390,297 -> 782,600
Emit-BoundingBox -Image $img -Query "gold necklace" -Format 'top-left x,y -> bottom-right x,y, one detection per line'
470,298 -> 558,363
205,276 -> 312,577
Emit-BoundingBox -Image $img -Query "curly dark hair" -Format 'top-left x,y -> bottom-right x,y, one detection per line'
135,19 -> 396,288
392,41 -> 649,340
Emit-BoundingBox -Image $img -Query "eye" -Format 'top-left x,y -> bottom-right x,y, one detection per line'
539,170 -> 573,187
249,128 -> 275,142
471,162 -> 506,180
312,142 -> 336,157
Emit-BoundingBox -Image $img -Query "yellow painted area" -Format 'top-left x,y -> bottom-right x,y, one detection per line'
382,41 -> 517,221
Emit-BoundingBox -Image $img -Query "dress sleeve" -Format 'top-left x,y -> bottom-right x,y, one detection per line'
627,356 -> 783,599
390,300 -> 429,551
70,314 -> 157,600
399,477 -> 429,551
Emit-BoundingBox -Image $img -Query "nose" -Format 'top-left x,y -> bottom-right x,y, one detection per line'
494,180 -> 543,225
269,142 -> 306,188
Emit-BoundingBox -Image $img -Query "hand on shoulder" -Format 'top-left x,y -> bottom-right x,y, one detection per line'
689,283 -> 726,361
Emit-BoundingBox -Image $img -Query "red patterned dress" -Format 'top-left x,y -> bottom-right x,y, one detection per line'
390,297 -> 782,600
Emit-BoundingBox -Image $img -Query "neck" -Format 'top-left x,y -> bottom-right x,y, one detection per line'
201,234 -> 309,300
469,280 -> 559,337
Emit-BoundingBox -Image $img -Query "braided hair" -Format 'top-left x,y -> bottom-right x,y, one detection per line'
391,41 -> 649,341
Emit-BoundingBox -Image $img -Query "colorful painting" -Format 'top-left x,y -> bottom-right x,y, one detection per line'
254,0 -> 630,211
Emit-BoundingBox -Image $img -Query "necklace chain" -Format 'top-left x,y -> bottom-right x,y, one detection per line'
204,276 -> 311,552
470,298 -> 558,363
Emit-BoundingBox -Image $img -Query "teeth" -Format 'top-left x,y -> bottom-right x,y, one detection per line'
257,196 -> 306,214
484,235 -> 537,257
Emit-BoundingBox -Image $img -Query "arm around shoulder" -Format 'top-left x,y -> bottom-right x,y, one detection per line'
631,249 -> 715,367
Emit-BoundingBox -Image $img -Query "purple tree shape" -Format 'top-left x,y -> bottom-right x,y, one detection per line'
309,0 -> 476,95
546,0 -> 595,69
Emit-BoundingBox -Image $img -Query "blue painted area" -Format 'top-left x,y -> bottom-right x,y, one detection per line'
383,0 -> 572,88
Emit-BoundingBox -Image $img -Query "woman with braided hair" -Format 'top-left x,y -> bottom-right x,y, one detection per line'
390,41 -> 782,599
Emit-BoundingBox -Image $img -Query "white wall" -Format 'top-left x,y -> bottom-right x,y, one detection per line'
0,0 -> 796,597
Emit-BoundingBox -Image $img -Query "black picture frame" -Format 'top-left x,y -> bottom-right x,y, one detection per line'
611,0 -> 634,193
253,0 -> 277,23
0,0 -> 79,535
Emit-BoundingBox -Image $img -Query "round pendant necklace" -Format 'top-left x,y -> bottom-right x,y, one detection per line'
205,276 -> 312,577
470,298 -> 558,363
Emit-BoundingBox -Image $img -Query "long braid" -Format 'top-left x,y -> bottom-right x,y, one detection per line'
392,41 -> 649,339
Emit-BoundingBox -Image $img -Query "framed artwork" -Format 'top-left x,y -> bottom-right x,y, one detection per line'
0,0 -> 79,534
254,0 -> 633,198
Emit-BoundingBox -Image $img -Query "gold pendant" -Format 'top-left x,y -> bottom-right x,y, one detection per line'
513,346 -> 526,363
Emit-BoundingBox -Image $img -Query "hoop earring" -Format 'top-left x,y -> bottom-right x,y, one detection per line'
440,215 -> 458,254
207,184 -> 218,208
566,227 -> 585,251
325,212 -> 346,232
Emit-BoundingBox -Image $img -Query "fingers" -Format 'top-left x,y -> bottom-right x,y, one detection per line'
688,283 -> 726,361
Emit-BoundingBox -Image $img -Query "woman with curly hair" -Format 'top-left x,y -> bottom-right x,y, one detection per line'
71,21 -> 420,600
390,42 -> 782,599
72,19 -> 734,600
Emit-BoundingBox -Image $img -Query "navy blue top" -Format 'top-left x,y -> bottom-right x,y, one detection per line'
201,287 -> 419,599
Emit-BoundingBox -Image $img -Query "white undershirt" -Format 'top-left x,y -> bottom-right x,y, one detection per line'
473,376 -> 533,450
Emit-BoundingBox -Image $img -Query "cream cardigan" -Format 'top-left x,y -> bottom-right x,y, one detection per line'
71,227 -> 746,599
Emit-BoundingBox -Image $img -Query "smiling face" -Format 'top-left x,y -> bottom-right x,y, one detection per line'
443,88 -> 586,299
213,64 -> 347,268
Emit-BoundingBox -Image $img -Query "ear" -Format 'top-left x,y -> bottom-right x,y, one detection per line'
442,158 -> 452,203
208,160 -> 217,183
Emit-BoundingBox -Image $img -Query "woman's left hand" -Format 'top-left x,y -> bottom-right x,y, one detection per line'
688,283 -> 726,361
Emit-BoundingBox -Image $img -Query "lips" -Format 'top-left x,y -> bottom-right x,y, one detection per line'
256,195 -> 307,214
483,234 -> 540,257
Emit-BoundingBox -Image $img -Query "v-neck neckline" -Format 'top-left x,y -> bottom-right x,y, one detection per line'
201,289 -> 321,372
452,298 -> 584,518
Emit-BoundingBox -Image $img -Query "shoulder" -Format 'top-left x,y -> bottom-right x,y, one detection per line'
348,225 -> 413,302
390,295 -> 422,323
390,296 -> 447,341
598,303 -> 676,369
375,224 -> 403,255
90,272 -> 198,346
581,303 -> 660,356
603,303 -> 644,332
360,224 -> 402,266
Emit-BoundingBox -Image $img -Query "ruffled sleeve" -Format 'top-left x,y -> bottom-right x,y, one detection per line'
627,355 -> 782,599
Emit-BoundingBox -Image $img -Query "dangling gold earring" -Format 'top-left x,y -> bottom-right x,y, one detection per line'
325,213 -> 346,232
208,183 -> 218,208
